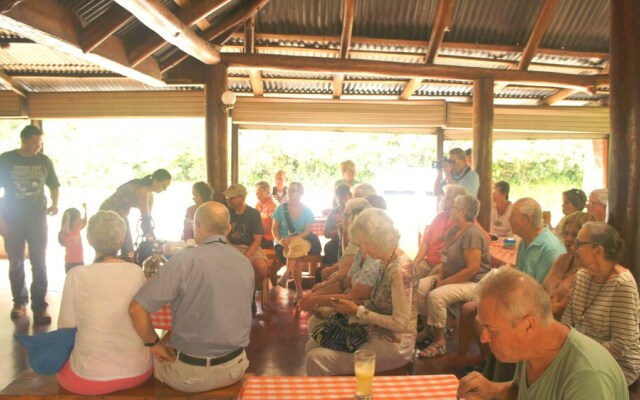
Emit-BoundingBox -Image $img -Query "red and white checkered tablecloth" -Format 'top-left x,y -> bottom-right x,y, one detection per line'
150,304 -> 172,331
311,218 -> 327,236
238,375 -> 459,400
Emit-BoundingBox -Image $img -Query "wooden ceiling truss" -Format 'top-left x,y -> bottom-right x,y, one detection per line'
0,0 -> 609,106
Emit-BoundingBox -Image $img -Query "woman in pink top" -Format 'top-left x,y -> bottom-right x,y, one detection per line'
58,204 -> 87,273
414,184 -> 467,277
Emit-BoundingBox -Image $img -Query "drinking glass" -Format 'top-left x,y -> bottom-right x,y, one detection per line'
354,349 -> 376,399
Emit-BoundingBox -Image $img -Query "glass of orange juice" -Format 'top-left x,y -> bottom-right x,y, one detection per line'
354,349 -> 375,399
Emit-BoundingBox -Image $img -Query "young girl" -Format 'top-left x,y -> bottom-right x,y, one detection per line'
58,204 -> 87,273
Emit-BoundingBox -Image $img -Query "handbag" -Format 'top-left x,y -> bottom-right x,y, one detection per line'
311,312 -> 369,353
283,203 -> 322,255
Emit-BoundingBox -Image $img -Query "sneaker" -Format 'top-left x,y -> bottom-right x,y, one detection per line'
10,305 -> 26,319
33,310 -> 52,325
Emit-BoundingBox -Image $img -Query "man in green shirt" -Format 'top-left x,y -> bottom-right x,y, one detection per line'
457,268 -> 628,400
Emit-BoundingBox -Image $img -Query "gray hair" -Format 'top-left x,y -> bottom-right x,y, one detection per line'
581,221 -> 625,262
255,181 -> 270,191
353,183 -> 376,198
195,201 -> 230,235
514,197 -> 543,229
454,194 -> 480,222
448,147 -> 467,161
476,268 -> 553,327
349,208 -> 400,255
87,210 -> 126,256
344,198 -> 371,222
443,184 -> 467,200
590,189 -> 608,206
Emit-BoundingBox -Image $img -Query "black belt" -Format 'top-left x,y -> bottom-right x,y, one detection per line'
177,348 -> 243,367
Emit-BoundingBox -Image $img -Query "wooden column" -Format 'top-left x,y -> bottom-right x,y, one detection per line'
472,77 -> 494,231
435,127 -> 444,211
609,0 -> 640,283
231,124 -> 239,185
204,63 -> 229,193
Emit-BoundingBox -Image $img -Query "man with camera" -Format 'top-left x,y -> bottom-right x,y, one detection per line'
434,147 -> 480,198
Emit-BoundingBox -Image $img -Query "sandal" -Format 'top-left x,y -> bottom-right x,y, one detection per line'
417,342 -> 447,359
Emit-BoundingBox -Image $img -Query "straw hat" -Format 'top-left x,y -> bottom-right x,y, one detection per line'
285,237 -> 311,259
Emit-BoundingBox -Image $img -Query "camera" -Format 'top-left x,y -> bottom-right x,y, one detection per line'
431,157 -> 449,169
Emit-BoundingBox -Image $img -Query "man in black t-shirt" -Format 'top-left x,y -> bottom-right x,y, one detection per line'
0,125 -> 60,324
224,184 -> 268,313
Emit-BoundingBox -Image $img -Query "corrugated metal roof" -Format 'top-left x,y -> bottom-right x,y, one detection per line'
448,0 -> 544,46
499,86 -> 556,99
256,0 -> 343,36
54,0 -> 113,25
0,0 -> 612,104
14,77 -> 196,92
353,0 -> 437,40
263,78 -> 332,95
542,0 -> 609,52
0,43 -> 96,67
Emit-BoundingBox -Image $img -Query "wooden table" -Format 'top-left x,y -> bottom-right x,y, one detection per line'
238,375 -> 459,400
488,238 -> 519,267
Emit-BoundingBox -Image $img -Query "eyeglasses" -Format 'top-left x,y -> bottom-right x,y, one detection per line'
575,239 -> 598,248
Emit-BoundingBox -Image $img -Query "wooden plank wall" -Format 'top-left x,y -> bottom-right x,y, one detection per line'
0,90 -> 611,138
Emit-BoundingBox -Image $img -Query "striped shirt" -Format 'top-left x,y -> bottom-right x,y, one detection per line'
134,235 -> 255,358
562,269 -> 640,384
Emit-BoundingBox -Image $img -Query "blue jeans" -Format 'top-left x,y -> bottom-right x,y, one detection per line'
5,212 -> 49,312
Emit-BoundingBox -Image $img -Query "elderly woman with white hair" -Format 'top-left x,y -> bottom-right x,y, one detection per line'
305,208 -> 416,376
586,188 -> 608,222
416,194 -> 491,359
57,211 -> 152,395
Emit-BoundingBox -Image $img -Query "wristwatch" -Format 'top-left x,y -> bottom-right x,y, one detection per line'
144,336 -> 160,347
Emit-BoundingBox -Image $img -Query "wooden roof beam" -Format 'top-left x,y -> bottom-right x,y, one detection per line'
128,0 -> 230,67
81,3 -> 134,53
0,0 -> 165,86
231,32 -> 608,61
161,0 -> 270,72
400,0 -> 455,100
339,0 -> 355,60
544,88 -> 581,105
0,69 -> 27,97
172,0 -> 213,31
114,0 -> 221,65
223,53 -> 600,91
245,16 -> 263,96
334,0 -> 355,99
518,0 -> 560,70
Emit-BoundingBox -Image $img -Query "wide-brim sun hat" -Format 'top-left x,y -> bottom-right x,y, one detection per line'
285,237 -> 312,259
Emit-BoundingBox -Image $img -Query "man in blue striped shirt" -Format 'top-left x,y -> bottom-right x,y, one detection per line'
129,201 -> 254,393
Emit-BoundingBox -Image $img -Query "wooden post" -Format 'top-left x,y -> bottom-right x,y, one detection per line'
473,77 -> 494,231
609,0 -> 640,283
204,63 -> 229,193
435,127 -> 444,211
231,124 -> 239,185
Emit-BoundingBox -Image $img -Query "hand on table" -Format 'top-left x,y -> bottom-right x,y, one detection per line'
457,372 -> 499,399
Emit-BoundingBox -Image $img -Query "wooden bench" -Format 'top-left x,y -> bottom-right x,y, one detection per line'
0,371 -> 245,399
